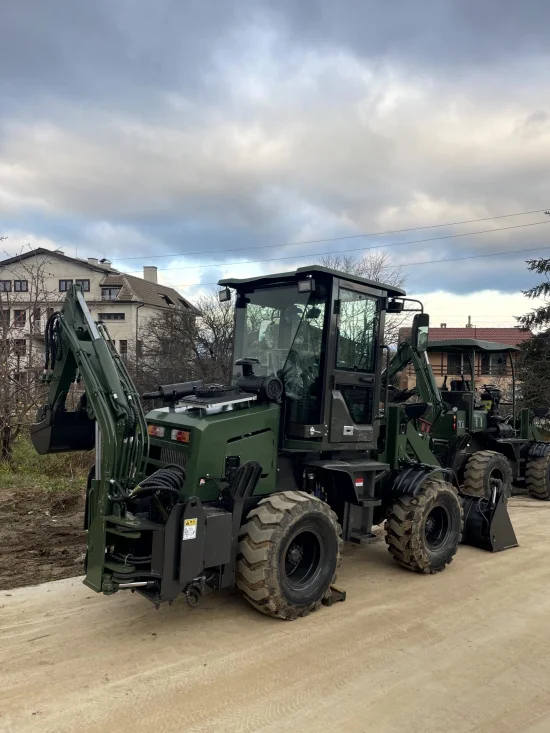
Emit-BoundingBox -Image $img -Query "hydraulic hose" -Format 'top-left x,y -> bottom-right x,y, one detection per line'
44,311 -> 63,370
130,464 -> 186,498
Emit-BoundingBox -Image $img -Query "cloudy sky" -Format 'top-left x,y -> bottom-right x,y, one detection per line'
1,0 -> 550,326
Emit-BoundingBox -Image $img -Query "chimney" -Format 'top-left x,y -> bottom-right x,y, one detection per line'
440,323 -> 447,328
100,258 -> 112,270
465,315 -> 473,329
88,257 -> 99,267
143,266 -> 158,284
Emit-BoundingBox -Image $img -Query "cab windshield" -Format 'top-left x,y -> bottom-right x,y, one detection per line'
233,284 -> 327,405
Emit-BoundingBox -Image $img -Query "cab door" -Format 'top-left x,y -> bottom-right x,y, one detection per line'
329,281 -> 381,445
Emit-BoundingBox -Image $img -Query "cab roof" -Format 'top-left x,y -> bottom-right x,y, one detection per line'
219,265 -> 406,297
426,338 -> 520,354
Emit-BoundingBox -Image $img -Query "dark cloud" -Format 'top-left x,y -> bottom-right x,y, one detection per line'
271,0 -> 550,69
1,0 -> 550,299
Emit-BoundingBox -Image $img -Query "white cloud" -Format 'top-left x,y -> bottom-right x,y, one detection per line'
0,231 -> 65,257
416,290 -> 543,328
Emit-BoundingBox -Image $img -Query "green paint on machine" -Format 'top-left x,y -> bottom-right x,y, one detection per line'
28,267 -> 534,620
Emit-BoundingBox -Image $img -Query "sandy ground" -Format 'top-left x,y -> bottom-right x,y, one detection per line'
2,498 -> 550,733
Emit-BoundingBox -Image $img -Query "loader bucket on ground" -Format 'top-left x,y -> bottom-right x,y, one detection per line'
461,492 -> 518,552
30,409 -> 95,455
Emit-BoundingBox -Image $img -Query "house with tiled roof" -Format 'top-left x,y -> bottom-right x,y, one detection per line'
0,248 -> 198,362
397,323 -> 533,389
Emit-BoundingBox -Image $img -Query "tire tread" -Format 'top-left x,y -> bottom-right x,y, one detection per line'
236,491 -> 342,620
384,479 -> 463,574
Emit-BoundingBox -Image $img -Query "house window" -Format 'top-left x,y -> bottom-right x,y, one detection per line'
46,307 -> 54,319
98,313 -> 125,321
119,340 -> 128,359
0,281 -> 11,292
59,279 -> 73,292
161,294 -> 175,306
75,279 -> 90,292
101,287 -> 121,300
14,310 -> 26,327
14,280 -> 28,292
14,339 -> 26,356
1,309 -> 10,326
481,352 -> 507,376
446,353 -> 472,375
32,308 -> 41,332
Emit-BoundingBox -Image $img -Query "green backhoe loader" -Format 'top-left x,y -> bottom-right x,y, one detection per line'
29,267 -> 519,619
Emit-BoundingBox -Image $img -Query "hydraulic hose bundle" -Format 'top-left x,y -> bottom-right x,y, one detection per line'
131,464 -> 186,499
128,465 -> 186,522
43,311 -> 63,371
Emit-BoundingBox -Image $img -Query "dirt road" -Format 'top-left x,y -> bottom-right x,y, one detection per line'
2,499 -> 550,733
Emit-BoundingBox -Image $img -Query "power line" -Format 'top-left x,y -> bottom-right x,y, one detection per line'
122,219 -> 550,274
113,207 -> 550,262
163,243 -> 550,289
387,245 -> 550,270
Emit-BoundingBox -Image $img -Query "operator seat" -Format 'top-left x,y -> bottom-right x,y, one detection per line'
440,374 -> 475,414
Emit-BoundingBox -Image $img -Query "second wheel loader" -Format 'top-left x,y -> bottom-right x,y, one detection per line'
384,330 -> 550,549
29,266 -> 517,620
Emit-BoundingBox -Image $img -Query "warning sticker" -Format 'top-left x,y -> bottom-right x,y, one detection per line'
183,518 -> 197,540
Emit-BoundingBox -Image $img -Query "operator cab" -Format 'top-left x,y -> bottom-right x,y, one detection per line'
427,338 -> 519,434
220,266 -> 405,451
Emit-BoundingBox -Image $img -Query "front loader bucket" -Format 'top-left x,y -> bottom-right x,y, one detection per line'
30,409 -> 95,455
461,492 -> 518,552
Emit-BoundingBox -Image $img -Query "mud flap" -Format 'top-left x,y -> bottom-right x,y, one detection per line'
461,491 -> 518,552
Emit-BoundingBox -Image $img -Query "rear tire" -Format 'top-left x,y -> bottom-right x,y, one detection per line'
463,450 -> 512,500
526,453 -> 550,500
385,479 -> 463,574
236,491 -> 342,620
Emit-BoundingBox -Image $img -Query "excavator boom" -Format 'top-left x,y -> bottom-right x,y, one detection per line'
30,284 -> 148,590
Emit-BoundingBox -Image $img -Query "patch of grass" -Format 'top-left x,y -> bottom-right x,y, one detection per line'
0,433 -> 92,492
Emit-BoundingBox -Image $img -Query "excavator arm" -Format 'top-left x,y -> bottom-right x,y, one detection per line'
30,284 -> 149,590
384,340 -> 446,427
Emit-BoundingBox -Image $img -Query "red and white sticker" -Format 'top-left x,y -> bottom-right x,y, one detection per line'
355,477 -> 364,488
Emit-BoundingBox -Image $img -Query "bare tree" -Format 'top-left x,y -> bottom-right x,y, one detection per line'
136,291 -> 234,392
315,252 -> 408,345
0,246 -> 59,460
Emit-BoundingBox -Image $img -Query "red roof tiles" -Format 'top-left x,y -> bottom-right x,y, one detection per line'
398,326 -> 532,346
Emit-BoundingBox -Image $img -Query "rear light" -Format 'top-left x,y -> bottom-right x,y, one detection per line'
148,424 -> 165,438
171,429 -> 190,444
452,414 -> 457,432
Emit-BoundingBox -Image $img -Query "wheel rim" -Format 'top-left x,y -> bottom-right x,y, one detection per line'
424,505 -> 451,550
284,529 -> 322,590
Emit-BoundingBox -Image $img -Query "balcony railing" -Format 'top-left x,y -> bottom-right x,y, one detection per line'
409,363 -> 514,378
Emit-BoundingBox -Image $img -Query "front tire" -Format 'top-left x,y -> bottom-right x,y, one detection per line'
526,453 -> 550,500
385,479 -> 463,574
463,450 -> 512,500
236,491 -> 342,620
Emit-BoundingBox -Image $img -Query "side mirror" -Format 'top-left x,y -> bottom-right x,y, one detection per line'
387,299 -> 405,313
411,313 -> 430,351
